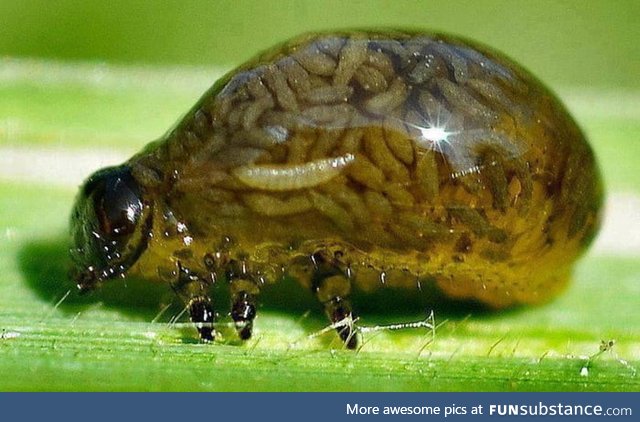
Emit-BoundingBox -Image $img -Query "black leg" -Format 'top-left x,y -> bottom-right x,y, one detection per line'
226,261 -> 261,341
311,253 -> 360,349
188,297 -> 215,342
231,291 -> 257,340
171,263 -> 216,342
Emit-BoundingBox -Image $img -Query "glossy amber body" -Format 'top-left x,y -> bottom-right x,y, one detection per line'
71,31 -> 602,344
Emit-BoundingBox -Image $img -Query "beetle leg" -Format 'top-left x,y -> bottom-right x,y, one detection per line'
171,263 -> 215,342
311,252 -> 360,349
226,260 -> 260,340
189,296 -> 215,342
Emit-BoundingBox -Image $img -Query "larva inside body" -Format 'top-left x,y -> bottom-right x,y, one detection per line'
232,154 -> 355,191
71,30 -> 603,348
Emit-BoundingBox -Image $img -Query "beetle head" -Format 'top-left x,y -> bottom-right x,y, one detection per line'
69,165 -> 152,292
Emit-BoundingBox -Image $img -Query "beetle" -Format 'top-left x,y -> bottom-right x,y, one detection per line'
69,31 -> 603,348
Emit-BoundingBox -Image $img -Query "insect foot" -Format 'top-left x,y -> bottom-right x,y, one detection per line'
311,252 -> 360,349
188,297 -> 215,342
230,287 -> 259,340
172,264 -> 216,342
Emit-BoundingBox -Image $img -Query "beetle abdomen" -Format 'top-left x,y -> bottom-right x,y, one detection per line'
128,31 -> 602,309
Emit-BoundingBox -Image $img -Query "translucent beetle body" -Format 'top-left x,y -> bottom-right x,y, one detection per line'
70,31 -> 603,347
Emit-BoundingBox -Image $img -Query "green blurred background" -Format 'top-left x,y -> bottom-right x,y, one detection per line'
1,0 -> 639,89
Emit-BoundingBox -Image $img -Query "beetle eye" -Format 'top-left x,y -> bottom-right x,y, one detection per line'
70,164 -> 152,286
88,167 -> 143,238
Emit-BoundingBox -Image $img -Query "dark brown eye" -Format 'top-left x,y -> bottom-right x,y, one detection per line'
88,167 -> 143,238
70,164 -> 152,288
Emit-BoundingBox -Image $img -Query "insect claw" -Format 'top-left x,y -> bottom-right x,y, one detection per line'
236,321 -> 253,340
189,297 -> 215,342
199,327 -> 215,343
231,291 -> 257,340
